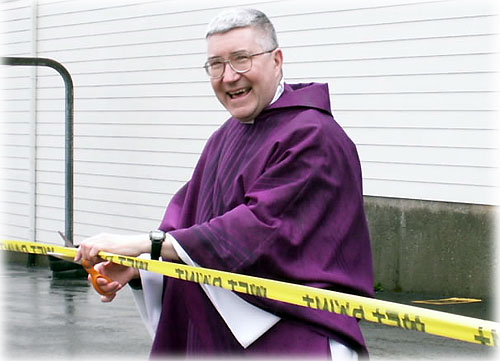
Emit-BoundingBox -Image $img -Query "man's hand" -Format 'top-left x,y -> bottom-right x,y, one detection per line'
92,261 -> 140,302
74,233 -> 150,264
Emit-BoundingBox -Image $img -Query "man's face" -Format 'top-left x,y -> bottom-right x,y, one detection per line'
206,27 -> 283,123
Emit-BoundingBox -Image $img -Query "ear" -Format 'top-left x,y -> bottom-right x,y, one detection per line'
272,48 -> 283,73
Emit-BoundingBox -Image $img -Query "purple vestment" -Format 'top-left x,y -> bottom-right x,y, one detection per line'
152,83 -> 374,357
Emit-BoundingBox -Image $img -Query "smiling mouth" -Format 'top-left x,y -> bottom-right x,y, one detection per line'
227,87 -> 251,99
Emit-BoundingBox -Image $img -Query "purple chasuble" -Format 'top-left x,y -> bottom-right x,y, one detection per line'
152,83 -> 374,358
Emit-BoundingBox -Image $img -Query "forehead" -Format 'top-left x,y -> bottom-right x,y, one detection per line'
206,27 -> 262,57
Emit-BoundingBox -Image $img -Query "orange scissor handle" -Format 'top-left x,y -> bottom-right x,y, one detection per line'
82,260 -> 115,296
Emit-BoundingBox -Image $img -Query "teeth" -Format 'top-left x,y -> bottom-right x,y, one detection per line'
228,88 -> 249,97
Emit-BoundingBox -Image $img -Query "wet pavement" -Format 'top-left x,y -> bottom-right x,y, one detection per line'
1,263 -> 151,360
1,263 -> 497,360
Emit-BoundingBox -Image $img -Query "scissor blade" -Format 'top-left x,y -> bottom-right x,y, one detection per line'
57,231 -> 74,248
47,252 -> 81,265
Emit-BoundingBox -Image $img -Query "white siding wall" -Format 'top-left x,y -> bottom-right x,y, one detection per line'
1,0 -> 33,241
1,0 -> 498,246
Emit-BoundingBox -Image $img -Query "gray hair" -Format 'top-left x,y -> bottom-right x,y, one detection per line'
205,8 -> 279,50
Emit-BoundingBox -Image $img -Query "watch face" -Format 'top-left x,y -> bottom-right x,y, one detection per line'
151,231 -> 165,241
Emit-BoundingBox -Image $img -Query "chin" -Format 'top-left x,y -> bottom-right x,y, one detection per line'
233,114 -> 254,123
229,108 -> 255,123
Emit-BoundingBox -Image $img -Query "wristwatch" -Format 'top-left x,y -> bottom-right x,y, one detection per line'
149,230 -> 166,260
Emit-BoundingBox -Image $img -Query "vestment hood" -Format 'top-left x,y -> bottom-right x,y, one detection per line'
264,82 -> 332,117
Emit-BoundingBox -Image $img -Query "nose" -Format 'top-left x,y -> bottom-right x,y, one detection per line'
221,63 -> 241,83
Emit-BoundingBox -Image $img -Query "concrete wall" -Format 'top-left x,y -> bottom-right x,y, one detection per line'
365,196 -> 496,299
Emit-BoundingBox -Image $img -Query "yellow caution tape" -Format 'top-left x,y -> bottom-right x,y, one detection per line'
1,239 -> 498,347
413,298 -> 483,305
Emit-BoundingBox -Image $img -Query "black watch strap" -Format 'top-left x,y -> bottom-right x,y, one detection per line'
150,230 -> 166,260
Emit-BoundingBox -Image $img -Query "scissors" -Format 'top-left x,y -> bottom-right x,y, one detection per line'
48,231 -> 115,296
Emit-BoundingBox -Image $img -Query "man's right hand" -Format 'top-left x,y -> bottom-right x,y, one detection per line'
92,261 -> 140,302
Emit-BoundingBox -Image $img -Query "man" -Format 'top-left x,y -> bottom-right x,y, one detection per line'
76,8 -> 374,359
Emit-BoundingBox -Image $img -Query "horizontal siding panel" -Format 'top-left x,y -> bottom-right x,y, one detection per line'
81,183 -> 173,207
278,16 -> 497,47
363,162 -> 497,187
331,91 -> 497,111
72,224 -> 146,242
37,24 -> 205,53
34,71 -> 499,98
36,190 -> 165,212
37,38 -> 205,62
71,137 -> 206,154
286,52 -> 498,78
0,212 -> 29,229
284,35 -> 497,63
75,198 -> 165,220
49,69 -> 207,88
37,1 -> 236,29
38,20 -> 206,45
0,2 -> 30,18
2,178 -> 30,193
34,230 -> 65,246
34,216 -> 65,235
37,95 -> 222,112
37,79 -> 213,98
71,210 -> 158,233
346,127 -> 496,148
358,145 -> 497,168
1,155 -> 30,170
37,110 -> 226,126
36,72 -> 207,90
335,110 -> 497,130
3,189 -> 29,204
0,225 -> 30,241
37,172 -> 184,197
275,14 -> 496,38
363,178 -> 496,205
37,159 -> 194,182
1,17 -> 31,34
2,98 -> 31,112
1,41 -> 31,55
0,168 -> 30,183
0,200 -> 29,216
2,29 -> 30,44
38,123 -> 219,140
3,121 -> 29,134
1,76 -> 31,90
298,72 -> 500,93
76,163 -> 193,183
36,210 -> 159,237
3,87 -> 34,100
38,148 -> 200,168
2,151 -> 30,167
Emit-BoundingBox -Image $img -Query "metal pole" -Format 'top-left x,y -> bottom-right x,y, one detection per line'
2,56 -> 74,244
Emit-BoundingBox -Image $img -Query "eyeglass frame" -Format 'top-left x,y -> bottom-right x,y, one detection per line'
203,48 -> 277,79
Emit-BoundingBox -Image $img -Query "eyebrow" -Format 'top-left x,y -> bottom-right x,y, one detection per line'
207,50 -> 250,61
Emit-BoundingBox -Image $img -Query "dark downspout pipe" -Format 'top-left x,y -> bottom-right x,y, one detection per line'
2,56 -> 74,246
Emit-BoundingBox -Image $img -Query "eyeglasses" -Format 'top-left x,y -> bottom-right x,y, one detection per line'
204,48 -> 276,79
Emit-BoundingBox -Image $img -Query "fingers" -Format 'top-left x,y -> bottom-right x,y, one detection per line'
96,277 -> 122,294
75,233 -> 109,263
100,294 -> 116,303
87,269 -> 123,301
